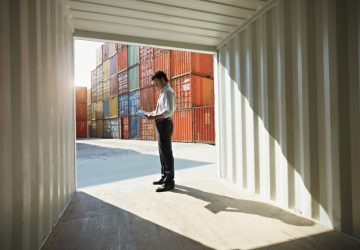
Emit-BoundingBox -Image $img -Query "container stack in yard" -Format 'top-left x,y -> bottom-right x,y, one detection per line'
83,42 -> 215,144
170,51 -> 215,144
75,87 -> 87,138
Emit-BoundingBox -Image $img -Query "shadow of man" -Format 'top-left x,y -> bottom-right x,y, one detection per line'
172,185 -> 315,227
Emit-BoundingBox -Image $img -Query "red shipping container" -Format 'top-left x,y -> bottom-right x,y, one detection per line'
118,71 -> 128,95
75,87 -> 87,104
139,46 -> 154,62
171,51 -> 213,79
76,103 -> 87,121
170,78 -> 182,110
76,121 -> 87,138
154,51 -> 171,80
117,47 -> 128,72
140,118 -> 156,141
154,48 -> 169,56
118,44 -> 127,50
193,106 -> 215,144
110,75 -> 118,97
172,109 -> 193,142
140,86 -> 156,112
121,117 -> 129,139
139,59 -> 154,89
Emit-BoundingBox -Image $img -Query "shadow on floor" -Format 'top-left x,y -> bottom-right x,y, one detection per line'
42,192 -> 214,250
250,230 -> 360,250
172,185 -> 315,227
76,143 -> 212,188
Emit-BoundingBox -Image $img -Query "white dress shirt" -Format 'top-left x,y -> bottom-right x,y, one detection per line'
152,83 -> 176,118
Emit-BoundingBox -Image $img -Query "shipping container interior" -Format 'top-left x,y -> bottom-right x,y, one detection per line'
2,0 -> 360,249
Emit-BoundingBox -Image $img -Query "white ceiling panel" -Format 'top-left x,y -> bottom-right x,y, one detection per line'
68,0 -> 269,52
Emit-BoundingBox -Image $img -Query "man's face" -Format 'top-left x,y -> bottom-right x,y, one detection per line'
154,78 -> 163,89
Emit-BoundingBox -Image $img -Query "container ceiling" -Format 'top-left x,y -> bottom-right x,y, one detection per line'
68,0 -> 269,52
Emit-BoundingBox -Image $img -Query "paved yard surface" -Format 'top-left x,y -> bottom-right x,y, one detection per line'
43,139 -> 360,250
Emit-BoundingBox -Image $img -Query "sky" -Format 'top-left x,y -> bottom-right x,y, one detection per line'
74,39 -> 103,87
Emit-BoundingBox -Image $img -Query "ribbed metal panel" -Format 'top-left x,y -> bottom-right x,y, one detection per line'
0,0 -> 75,249
216,0 -> 360,238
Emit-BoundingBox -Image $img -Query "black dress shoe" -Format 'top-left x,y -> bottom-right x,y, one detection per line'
153,178 -> 165,185
156,183 -> 175,192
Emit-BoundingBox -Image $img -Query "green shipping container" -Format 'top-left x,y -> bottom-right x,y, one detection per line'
128,45 -> 139,67
128,65 -> 139,92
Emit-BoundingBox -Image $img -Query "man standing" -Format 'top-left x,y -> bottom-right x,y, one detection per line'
140,71 -> 176,192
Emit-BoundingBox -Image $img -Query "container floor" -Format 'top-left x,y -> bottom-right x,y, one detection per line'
42,139 -> 360,250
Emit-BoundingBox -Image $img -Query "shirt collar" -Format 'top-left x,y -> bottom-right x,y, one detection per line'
161,83 -> 170,93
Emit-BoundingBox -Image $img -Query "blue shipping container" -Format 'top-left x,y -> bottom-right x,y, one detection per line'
129,115 -> 140,139
103,99 -> 110,119
110,118 -> 119,138
104,119 -> 112,138
129,90 -> 140,116
118,94 -> 129,117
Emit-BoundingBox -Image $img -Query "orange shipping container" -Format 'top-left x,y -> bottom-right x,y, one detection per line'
171,51 -> 213,79
140,86 -> 156,112
170,77 -> 183,110
117,47 -> 128,72
140,118 -> 156,141
121,117 -> 129,139
154,51 -> 171,80
76,103 -> 87,121
193,106 -> 215,144
75,87 -> 87,104
139,58 -> 154,89
171,74 -> 214,110
172,109 -> 193,142
76,121 -> 87,138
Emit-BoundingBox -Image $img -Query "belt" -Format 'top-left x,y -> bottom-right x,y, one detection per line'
155,117 -> 172,123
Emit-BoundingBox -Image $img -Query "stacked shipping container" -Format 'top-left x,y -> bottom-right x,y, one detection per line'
170,51 -> 215,144
75,87 -> 87,138
85,42 -> 215,144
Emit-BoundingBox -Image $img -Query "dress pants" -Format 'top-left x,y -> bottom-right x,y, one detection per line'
155,119 -> 174,184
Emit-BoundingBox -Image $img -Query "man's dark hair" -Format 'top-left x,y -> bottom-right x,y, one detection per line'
152,71 -> 168,82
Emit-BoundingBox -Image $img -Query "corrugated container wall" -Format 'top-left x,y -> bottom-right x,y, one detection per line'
118,71 -> 128,95
172,109 -> 193,142
102,59 -> 110,81
117,47 -> 128,72
103,99 -> 110,119
96,46 -> 102,66
75,87 -> 87,104
0,0 -> 76,249
128,45 -> 139,67
109,54 -> 118,77
102,43 -> 109,62
110,75 -> 118,97
129,90 -> 140,116
193,106 -> 215,143
118,94 -> 129,117
215,0 -> 360,239
128,66 -> 139,91
129,116 -> 140,139
171,51 -> 213,79
154,51 -> 171,80
109,43 -> 117,57
121,117 -> 129,139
